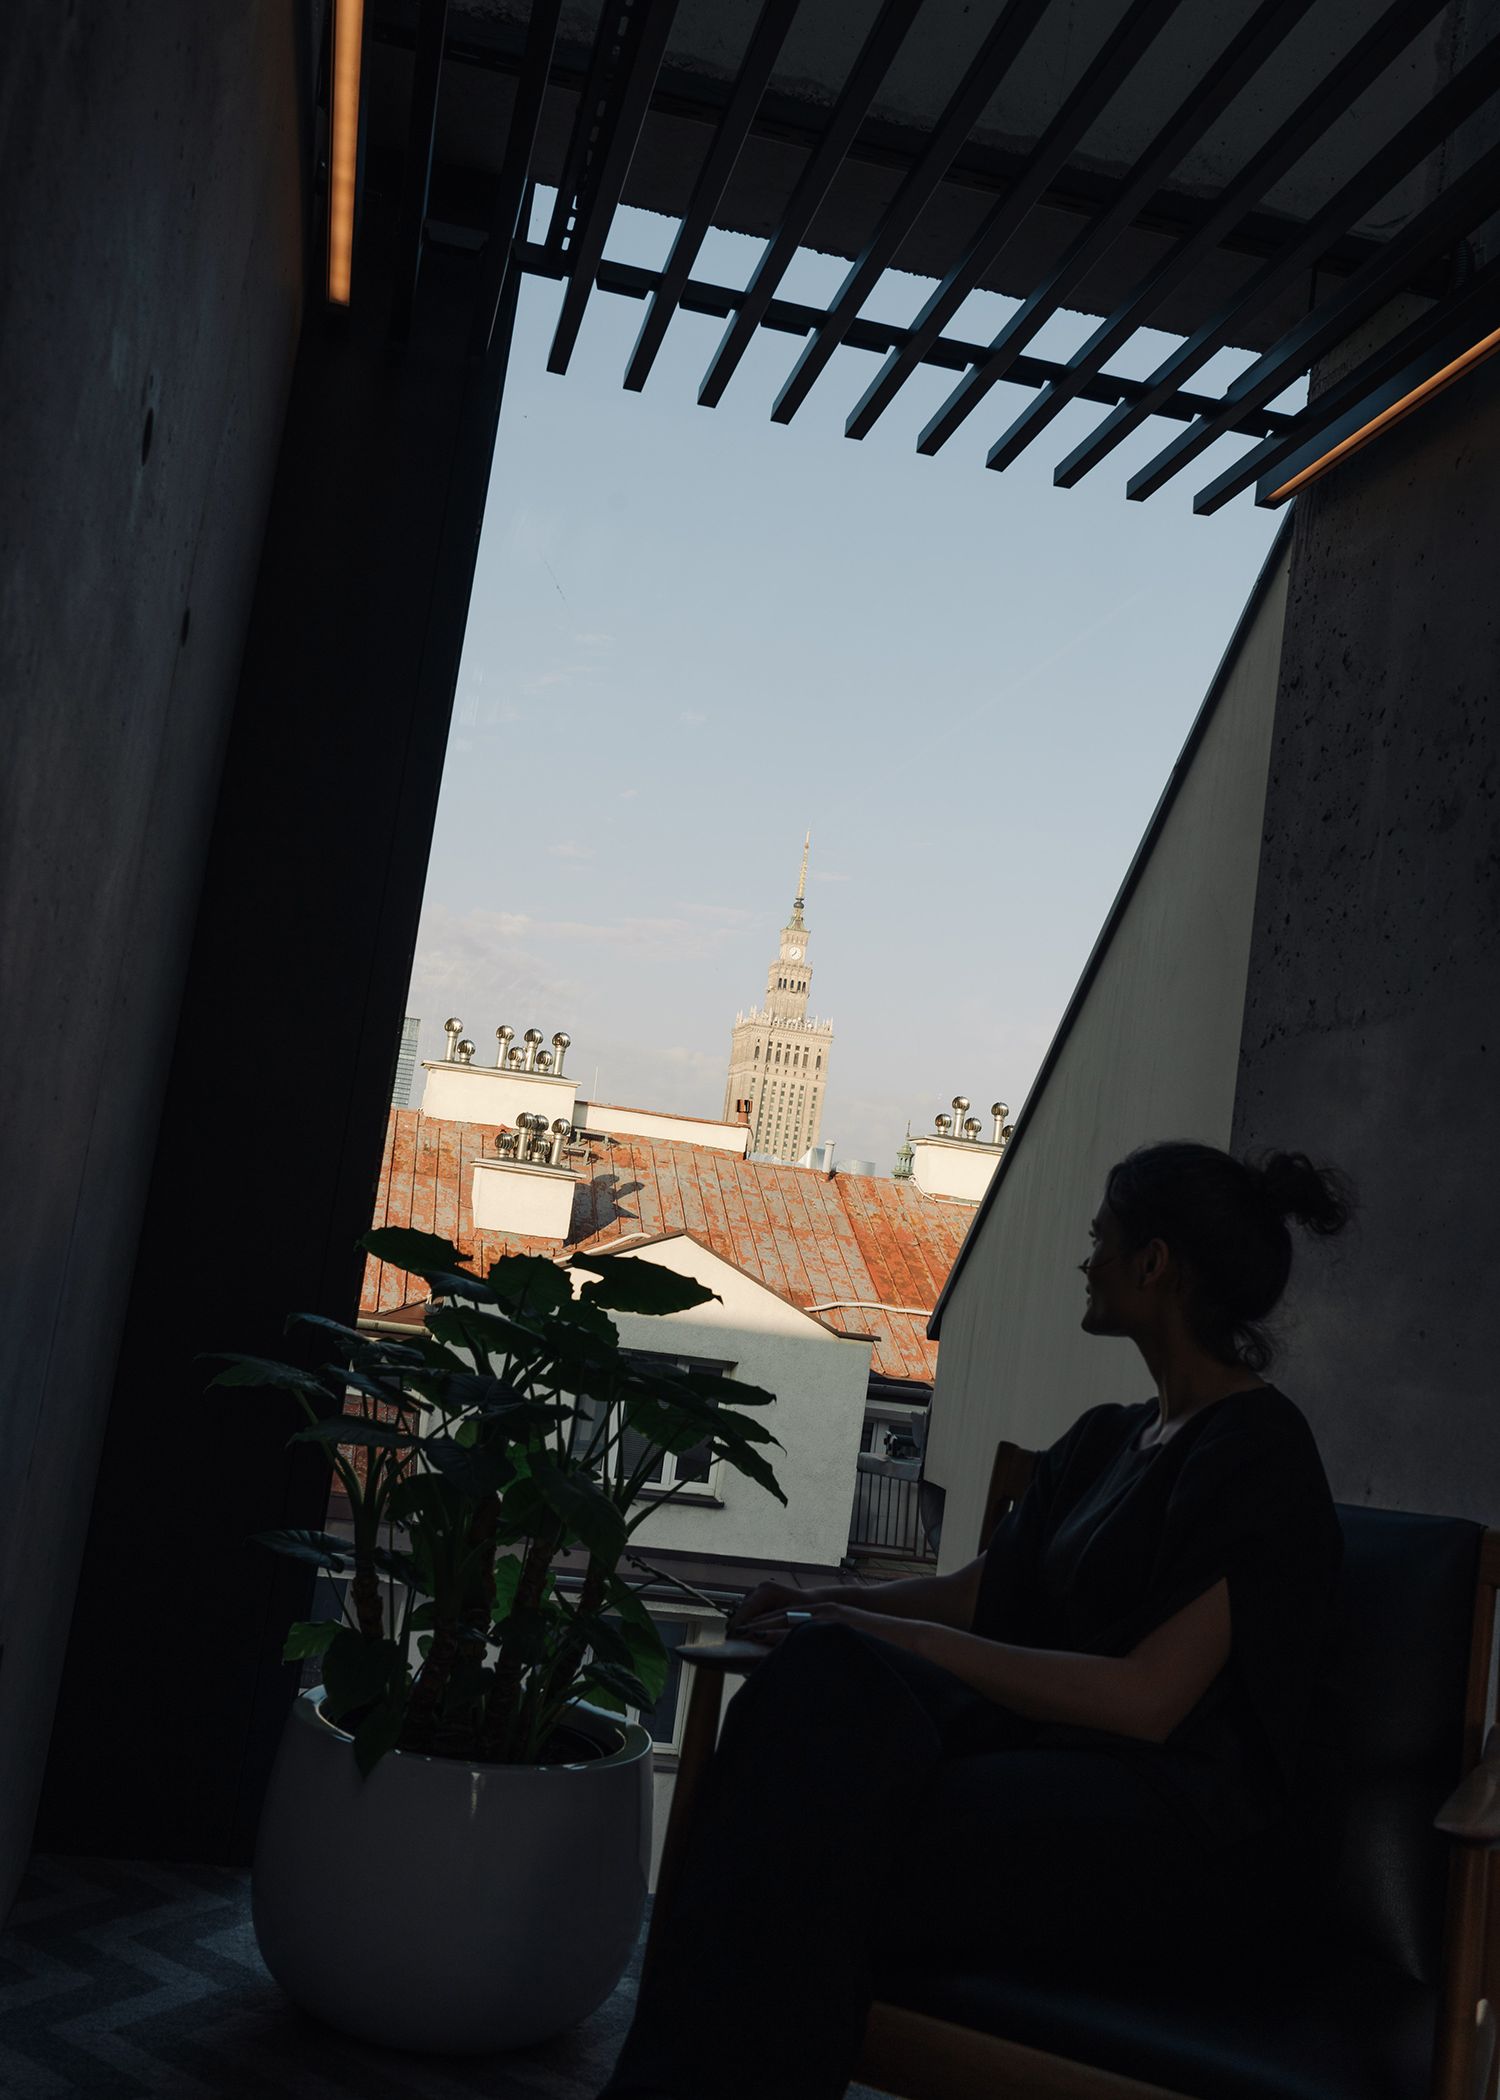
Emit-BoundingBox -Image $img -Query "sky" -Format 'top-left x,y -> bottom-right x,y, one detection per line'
403,195 -> 1288,1169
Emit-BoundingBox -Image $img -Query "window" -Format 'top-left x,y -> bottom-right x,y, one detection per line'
599,1608 -> 723,1754
574,1351 -> 734,1497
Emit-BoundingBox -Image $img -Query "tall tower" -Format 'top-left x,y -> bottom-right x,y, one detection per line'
723,834 -> 834,1163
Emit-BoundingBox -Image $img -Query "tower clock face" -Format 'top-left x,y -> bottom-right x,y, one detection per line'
787,945 -> 803,960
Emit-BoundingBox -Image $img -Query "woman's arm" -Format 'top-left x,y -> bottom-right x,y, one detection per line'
731,1556 -> 985,1636
807,1579 -> 1231,1745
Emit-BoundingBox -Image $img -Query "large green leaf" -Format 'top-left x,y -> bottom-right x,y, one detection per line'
252,1528 -> 349,1571
549,1296 -> 619,1346
337,1367 -> 425,1413
491,1606 -> 552,1666
710,1438 -> 787,1506
425,1434 -> 517,1497
490,1473 -> 550,1545
284,1313 -> 427,1365
573,1258 -> 717,1317
370,1545 -> 423,1588
424,1270 -> 501,1305
617,1397 -> 720,1459
491,1554 -> 523,1622
663,1367 -> 777,1409
390,1472 -> 463,1531
321,1630 -> 403,1723
204,1355 -> 330,1400
528,1458 -> 627,1564
282,1619 -> 342,1662
593,1609 -> 668,1703
425,1305 -> 535,1365
571,1613 -> 636,1671
361,1227 -> 469,1278
575,1660 -> 655,1709
290,1416 -> 416,1451
486,1255 -> 575,1317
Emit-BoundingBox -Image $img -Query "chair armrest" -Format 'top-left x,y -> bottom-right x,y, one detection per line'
677,1638 -> 769,1674
1435,1724 -> 1500,1847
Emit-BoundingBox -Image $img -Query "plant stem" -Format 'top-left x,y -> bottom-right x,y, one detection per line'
479,1519 -> 561,1761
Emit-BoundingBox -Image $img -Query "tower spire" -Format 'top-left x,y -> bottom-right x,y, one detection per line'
795,830 -> 810,912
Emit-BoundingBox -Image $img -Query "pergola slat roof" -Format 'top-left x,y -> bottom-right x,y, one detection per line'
371,0 -> 1500,509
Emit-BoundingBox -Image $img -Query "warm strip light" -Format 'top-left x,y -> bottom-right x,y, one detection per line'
1266,322 -> 1500,503
327,0 -> 366,305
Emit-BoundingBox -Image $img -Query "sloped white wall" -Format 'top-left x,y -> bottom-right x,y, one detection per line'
924,541 -> 1290,1571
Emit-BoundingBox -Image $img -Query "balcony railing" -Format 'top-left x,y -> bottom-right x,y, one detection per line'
848,1461 -> 936,1562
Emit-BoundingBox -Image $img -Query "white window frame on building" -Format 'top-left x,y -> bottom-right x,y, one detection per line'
575,1350 -> 736,1503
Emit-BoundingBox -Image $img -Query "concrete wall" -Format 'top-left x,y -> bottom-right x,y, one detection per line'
575,1101 -> 752,1154
924,536 -> 1290,1572
604,1241 -> 873,1569
420,1058 -> 578,1126
0,2 -> 309,1917
909,1136 -> 1001,1202
471,1158 -> 580,1238
1232,354 -> 1500,1524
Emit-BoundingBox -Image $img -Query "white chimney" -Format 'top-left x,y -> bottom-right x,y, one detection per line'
420,1020 -> 581,1128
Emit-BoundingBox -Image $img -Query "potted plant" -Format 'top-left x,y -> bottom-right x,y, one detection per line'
210,1228 -> 784,2054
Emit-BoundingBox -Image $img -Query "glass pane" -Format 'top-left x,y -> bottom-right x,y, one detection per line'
674,1438 -> 713,1484
620,1424 -> 667,1486
631,1615 -> 694,1746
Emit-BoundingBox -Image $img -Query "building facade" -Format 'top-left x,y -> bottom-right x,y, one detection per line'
390,1014 -> 421,1107
721,835 -> 834,1163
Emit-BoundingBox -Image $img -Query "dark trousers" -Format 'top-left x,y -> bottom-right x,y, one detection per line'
602,1621 -> 1265,2100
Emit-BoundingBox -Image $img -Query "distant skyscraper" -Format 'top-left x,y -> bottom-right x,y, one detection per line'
392,1015 -> 421,1107
722,836 -> 834,1164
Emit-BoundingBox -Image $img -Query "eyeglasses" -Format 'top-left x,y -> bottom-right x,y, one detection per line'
1076,1249 -> 1121,1277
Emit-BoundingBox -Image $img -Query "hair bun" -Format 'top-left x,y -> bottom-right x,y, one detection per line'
1255,1151 -> 1352,1236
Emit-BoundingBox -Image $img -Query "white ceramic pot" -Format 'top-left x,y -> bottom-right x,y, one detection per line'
252,1690 -> 652,2053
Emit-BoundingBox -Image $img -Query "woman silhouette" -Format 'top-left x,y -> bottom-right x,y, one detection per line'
599,1141 -> 1352,2100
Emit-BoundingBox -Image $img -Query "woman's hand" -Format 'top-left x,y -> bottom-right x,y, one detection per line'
728,1579 -> 814,1636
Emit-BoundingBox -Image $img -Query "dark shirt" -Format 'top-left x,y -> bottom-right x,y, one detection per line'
971,1387 -> 1343,1847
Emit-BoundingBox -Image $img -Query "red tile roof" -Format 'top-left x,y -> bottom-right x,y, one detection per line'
359,1109 -> 974,1385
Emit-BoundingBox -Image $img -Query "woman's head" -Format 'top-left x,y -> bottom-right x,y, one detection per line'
1080,1141 -> 1352,1371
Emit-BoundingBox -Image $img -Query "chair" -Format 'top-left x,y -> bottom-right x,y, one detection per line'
648,1441 -> 1500,2100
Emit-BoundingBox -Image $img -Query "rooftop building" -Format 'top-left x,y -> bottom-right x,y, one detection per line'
722,834 -> 833,1164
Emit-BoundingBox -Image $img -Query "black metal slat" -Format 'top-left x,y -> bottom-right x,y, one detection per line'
984,0 -> 1450,473
1192,251 -> 1500,512
547,0 -> 681,377
469,0 -> 563,362
842,0 -> 1189,445
696,0 -> 924,411
768,0 -> 1053,428
1055,28 -> 1500,488
918,0 -> 1313,458
623,0 -> 799,394
542,3 -> 618,256
390,0 -> 449,342
1127,132 -> 1500,499
514,243 -> 1299,439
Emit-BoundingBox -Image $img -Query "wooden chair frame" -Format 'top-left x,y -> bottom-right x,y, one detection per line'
646,1441 -> 1500,2100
